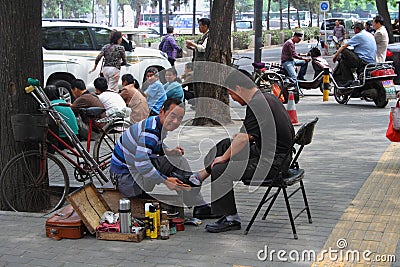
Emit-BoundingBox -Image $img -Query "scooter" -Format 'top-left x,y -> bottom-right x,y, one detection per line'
330,37 -> 397,108
296,46 -> 333,93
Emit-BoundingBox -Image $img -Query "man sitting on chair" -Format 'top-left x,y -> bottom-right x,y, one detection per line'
189,71 -> 295,233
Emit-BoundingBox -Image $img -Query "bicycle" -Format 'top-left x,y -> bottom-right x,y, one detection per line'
0,79 -> 128,213
232,55 -> 287,102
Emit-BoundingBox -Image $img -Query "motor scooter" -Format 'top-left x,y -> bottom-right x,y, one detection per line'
296,46 -> 333,93
330,36 -> 397,108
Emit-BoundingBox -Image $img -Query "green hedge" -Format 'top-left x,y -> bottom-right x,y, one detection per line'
146,27 -> 320,50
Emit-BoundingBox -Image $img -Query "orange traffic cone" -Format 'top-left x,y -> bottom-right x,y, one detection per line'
324,43 -> 329,56
286,91 -> 300,126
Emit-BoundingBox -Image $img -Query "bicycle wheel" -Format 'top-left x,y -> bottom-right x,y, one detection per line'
1,150 -> 69,213
93,120 -> 130,177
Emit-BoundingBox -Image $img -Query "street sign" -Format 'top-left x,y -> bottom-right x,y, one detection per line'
320,1 -> 329,12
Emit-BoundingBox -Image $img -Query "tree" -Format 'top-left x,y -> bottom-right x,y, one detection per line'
130,0 -> 148,27
119,0 -> 130,26
193,0 -> 234,126
43,0 -> 92,18
0,1 -> 43,209
376,0 -> 395,43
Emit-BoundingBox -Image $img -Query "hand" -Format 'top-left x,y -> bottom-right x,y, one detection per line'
89,68 -> 95,74
164,177 -> 185,191
182,50 -> 187,55
211,156 -> 227,168
186,40 -> 194,49
165,146 -> 184,156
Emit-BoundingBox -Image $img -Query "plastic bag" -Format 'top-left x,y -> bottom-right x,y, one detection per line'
391,100 -> 400,131
386,111 -> 400,142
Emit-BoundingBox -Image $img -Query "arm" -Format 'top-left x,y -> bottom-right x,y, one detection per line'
196,37 -> 207,53
89,49 -> 104,73
211,133 -> 251,168
333,43 -> 349,63
169,37 -> 182,52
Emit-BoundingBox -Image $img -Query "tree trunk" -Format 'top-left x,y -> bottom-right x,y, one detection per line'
267,0 -> 271,30
287,0 -> 291,29
134,2 -> 142,28
279,0 -> 283,30
233,12 -> 237,32
376,0 -> 394,43
92,0 -> 95,23
0,0 -> 43,209
165,0 -> 170,27
121,5 -> 125,27
294,0 -> 300,28
192,0 -> 233,126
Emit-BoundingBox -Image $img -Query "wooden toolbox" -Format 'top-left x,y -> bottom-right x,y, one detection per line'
66,183 -> 145,242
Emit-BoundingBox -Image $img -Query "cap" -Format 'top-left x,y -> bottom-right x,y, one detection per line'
293,30 -> 304,39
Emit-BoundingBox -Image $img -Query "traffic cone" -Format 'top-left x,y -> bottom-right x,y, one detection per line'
286,91 -> 300,126
324,43 -> 329,56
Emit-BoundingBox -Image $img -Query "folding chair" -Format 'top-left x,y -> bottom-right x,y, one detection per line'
243,117 -> 318,239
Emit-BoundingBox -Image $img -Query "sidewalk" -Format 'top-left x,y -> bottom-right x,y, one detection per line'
0,94 -> 399,266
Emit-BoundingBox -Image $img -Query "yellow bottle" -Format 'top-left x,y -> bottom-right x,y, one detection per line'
148,205 -> 158,239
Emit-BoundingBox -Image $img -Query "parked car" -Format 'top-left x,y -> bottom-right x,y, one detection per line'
386,43 -> 400,84
42,21 -> 171,101
234,20 -> 253,31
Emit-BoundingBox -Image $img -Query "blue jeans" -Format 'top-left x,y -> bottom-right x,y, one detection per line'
282,59 -> 308,81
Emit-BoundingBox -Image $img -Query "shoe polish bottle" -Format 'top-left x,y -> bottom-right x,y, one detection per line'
153,202 -> 161,236
119,198 -> 131,233
148,204 -> 158,239
144,203 -> 152,237
160,211 -> 170,240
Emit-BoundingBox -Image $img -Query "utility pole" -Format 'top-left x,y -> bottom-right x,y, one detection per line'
159,0 -> 163,36
192,0 -> 196,35
254,0 -> 263,63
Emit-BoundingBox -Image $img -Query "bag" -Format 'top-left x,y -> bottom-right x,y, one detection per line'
386,111 -> 400,142
46,204 -> 86,240
392,100 -> 400,131
76,114 -> 89,140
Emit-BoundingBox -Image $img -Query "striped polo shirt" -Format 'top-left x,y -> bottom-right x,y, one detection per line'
110,116 -> 167,183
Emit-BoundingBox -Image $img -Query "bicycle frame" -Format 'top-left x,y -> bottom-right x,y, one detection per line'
25,83 -> 109,185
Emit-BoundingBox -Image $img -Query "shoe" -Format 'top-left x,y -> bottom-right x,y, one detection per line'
205,216 -> 241,233
193,205 -> 221,219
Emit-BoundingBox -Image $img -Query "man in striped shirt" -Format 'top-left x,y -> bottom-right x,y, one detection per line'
110,98 -> 216,217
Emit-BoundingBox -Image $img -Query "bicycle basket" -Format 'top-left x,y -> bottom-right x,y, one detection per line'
11,114 -> 48,142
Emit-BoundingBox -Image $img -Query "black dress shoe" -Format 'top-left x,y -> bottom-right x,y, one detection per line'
193,205 -> 221,219
205,216 -> 241,233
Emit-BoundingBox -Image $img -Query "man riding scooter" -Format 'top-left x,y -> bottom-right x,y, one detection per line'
281,30 -> 311,99
332,21 -> 376,87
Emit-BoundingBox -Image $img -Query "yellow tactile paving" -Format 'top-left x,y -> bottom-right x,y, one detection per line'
312,142 -> 400,267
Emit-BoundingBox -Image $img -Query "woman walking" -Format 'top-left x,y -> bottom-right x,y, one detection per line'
90,30 -> 127,92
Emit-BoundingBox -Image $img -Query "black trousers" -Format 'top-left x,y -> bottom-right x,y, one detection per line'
204,138 -> 260,216
333,48 -> 367,83
204,138 -> 291,216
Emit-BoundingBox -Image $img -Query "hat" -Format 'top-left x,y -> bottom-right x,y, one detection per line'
293,31 -> 304,39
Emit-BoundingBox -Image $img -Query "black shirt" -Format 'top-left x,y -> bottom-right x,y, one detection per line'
240,90 -> 294,155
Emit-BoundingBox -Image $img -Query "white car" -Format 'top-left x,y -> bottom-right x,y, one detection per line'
42,21 -> 171,101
